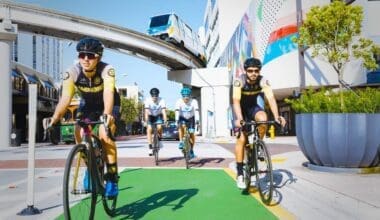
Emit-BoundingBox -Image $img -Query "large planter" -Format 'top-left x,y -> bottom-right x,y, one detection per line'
296,113 -> 380,168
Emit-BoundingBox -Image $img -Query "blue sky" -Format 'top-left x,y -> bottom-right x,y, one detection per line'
14,0 -> 206,109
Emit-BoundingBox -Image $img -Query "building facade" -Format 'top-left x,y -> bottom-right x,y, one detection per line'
11,33 -> 62,143
173,0 -> 380,137
14,32 -> 63,83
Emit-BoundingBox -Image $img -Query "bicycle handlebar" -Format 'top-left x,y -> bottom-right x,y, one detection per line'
237,120 -> 283,138
47,115 -> 115,141
240,120 -> 279,126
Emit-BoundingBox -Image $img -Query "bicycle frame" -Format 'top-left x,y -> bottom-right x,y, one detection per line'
242,120 -> 277,205
151,123 -> 161,165
179,122 -> 193,169
63,116 -> 117,219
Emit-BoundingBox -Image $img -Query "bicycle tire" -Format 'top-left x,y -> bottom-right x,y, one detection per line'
183,134 -> 191,169
244,145 -> 255,190
90,136 -> 118,217
153,131 -> 159,166
63,144 -> 96,220
255,140 -> 274,205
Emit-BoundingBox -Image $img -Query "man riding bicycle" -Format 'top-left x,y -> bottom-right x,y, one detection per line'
175,87 -> 200,159
144,87 -> 167,156
232,57 -> 286,189
48,37 -> 120,197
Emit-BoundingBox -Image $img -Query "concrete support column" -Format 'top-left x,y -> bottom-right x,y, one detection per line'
0,20 -> 17,148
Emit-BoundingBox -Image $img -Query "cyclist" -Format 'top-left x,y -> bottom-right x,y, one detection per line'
175,87 -> 200,159
144,87 -> 167,156
48,37 -> 120,197
232,57 -> 286,189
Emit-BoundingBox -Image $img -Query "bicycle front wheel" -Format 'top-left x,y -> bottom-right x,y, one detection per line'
244,146 -> 254,190
153,133 -> 159,166
255,140 -> 274,205
63,144 -> 96,220
183,135 -> 191,169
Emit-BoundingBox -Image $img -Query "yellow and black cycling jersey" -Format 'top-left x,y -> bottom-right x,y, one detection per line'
232,74 -> 274,112
61,61 -> 120,112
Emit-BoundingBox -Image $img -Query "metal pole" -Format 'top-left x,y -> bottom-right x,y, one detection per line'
0,19 -> 17,148
296,0 -> 306,90
18,84 -> 41,215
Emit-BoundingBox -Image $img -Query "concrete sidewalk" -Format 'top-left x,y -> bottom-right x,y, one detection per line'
273,151 -> 380,220
0,136 -> 379,219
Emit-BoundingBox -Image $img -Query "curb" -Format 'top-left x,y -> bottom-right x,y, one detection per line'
305,162 -> 380,174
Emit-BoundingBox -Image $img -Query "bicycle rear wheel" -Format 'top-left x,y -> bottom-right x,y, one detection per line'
255,140 -> 274,205
153,132 -> 159,166
183,135 -> 191,169
63,144 -> 96,220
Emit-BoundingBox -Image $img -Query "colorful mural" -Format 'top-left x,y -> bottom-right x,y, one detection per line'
220,0 -> 299,78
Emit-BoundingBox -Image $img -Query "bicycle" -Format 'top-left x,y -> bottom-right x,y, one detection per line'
179,122 -> 197,169
239,120 -> 278,205
61,115 -> 118,219
151,123 -> 162,166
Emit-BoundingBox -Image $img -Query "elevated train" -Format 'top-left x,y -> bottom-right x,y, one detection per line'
148,13 -> 206,64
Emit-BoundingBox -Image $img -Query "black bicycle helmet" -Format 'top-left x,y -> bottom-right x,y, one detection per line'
76,37 -> 104,56
244,57 -> 262,70
150,88 -> 159,96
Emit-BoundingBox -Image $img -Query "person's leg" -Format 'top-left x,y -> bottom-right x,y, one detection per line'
254,111 -> 268,140
156,114 -> 163,138
178,118 -> 185,149
147,125 -> 153,145
188,117 -> 196,158
99,121 -> 119,197
235,131 -> 247,189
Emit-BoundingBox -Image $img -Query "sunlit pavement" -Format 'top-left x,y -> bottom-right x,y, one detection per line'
0,136 -> 379,219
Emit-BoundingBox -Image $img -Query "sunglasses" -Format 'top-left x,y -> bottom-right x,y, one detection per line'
78,52 -> 98,59
182,95 -> 190,98
246,69 -> 260,73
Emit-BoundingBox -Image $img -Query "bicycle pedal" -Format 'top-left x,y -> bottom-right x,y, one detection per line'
71,189 -> 91,195
105,195 -> 116,200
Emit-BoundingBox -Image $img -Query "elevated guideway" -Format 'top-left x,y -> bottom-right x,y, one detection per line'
0,0 -> 206,148
0,0 -> 204,70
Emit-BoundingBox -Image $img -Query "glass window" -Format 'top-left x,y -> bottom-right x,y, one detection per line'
150,14 -> 170,28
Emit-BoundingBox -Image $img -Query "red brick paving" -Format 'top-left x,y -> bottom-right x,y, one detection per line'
0,157 -> 234,169
0,142 -> 298,169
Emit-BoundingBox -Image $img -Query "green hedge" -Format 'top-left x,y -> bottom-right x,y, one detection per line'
285,87 -> 380,113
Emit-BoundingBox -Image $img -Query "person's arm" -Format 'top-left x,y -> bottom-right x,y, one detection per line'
175,100 -> 180,122
51,71 -> 75,125
51,95 -> 72,124
103,67 -> 116,115
193,100 -> 200,123
261,79 -> 286,127
232,79 -> 243,127
161,99 -> 167,123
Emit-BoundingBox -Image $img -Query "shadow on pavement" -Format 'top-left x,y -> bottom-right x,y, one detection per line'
271,168 -> 297,205
115,188 -> 198,219
190,158 -> 225,167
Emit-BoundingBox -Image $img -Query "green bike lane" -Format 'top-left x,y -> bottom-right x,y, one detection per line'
56,168 -> 293,220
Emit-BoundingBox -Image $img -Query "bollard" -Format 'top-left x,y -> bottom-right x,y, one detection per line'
18,84 -> 41,215
269,125 -> 275,139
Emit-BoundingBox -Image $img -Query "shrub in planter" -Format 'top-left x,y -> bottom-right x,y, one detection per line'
286,87 -> 380,114
285,88 -> 380,168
